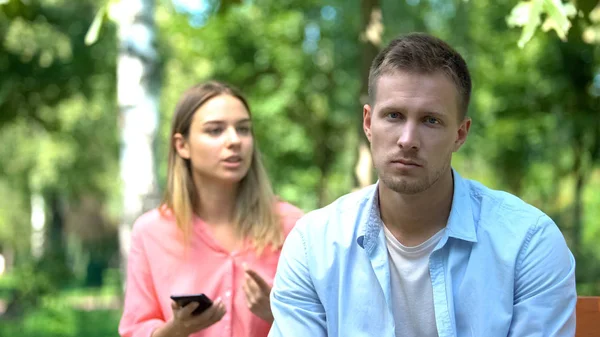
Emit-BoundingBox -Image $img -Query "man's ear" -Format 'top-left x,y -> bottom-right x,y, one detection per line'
174,133 -> 191,159
363,104 -> 373,142
453,117 -> 471,152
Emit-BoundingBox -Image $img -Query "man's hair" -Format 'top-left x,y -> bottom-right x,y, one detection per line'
368,32 -> 472,118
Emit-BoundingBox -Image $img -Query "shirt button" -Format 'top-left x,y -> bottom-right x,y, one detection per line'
225,290 -> 231,297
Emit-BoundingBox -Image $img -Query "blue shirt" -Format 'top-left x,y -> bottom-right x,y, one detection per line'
269,170 -> 576,337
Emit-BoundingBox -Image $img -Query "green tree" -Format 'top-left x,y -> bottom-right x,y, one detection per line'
0,0 -> 119,314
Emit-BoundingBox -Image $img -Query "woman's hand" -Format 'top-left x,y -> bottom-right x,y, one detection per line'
242,263 -> 274,323
152,298 -> 226,337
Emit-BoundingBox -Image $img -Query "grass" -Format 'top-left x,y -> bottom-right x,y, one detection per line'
0,273 -> 16,301
0,306 -> 122,337
0,275 -> 123,337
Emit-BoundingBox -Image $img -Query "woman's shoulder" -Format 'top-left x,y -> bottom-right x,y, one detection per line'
275,200 -> 305,236
131,207 -> 174,237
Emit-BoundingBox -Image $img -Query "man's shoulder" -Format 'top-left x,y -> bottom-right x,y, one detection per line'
294,185 -> 376,234
463,177 -> 554,235
284,187 -> 375,272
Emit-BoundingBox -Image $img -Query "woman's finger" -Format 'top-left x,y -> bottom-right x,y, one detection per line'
244,282 -> 257,305
191,298 -> 222,324
180,301 -> 200,317
244,266 -> 271,293
191,300 -> 226,329
245,274 -> 261,295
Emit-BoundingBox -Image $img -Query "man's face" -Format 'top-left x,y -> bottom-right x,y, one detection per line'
363,70 -> 470,195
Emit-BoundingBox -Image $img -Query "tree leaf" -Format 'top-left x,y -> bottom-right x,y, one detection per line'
507,0 -> 578,47
507,0 -> 544,48
84,5 -> 107,46
541,0 -> 577,41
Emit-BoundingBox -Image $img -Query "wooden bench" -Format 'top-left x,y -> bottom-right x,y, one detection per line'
577,296 -> 600,337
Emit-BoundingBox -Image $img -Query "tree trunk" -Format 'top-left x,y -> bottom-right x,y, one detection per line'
354,0 -> 383,189
46,190 -> 66,261
571,136 -> 586,259
2,246 -> 13,274
42,189 -> 71,283
116,0 -> 160,280
573,167 -> 584,259
30,193 -> 45,259
315,123 -> 334,208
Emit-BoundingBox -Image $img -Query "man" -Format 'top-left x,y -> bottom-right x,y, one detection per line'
268,33 -> 576,337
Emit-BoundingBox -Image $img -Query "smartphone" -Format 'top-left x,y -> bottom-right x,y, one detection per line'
170,293 -> 213,315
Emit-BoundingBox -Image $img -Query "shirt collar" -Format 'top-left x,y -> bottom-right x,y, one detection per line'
446,169 -> 477,242
361,168 -> 477,252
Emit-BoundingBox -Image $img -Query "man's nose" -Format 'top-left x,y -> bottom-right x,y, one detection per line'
397,120 -> 420,150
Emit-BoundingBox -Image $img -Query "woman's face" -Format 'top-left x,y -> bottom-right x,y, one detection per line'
174,94 -> 254,185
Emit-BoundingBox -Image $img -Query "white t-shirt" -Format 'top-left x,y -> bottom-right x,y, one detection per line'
383,225 -> 445,337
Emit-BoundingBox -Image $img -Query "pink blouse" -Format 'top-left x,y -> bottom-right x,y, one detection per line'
118,202 -> 303,337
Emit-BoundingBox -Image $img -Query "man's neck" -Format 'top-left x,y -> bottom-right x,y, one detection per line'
378,169 -> 454,247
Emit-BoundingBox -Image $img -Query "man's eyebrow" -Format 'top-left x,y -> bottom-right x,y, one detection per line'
423,111 -> 446,119
377,105 -> 407,113
377,105 -> 447,117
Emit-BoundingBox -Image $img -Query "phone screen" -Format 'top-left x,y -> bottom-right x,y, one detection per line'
170,293 -> 213,315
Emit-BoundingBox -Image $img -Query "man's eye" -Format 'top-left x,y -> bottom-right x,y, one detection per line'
425,117 -> 440,124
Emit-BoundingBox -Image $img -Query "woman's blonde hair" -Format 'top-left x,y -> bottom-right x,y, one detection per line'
160,81 -> 282,254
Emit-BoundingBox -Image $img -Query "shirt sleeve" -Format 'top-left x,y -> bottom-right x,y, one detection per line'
508,214 -> 577,336
118,219 -> 166,337
268,224 -> 327,337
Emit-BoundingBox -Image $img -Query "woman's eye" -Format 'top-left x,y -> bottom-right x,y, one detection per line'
206,128 -> 223,135
237,126 -> 251,134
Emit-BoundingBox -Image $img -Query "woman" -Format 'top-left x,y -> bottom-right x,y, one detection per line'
118,81 -> 304,337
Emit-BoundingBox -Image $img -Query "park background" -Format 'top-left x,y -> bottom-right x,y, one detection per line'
0,0 -> 599,335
